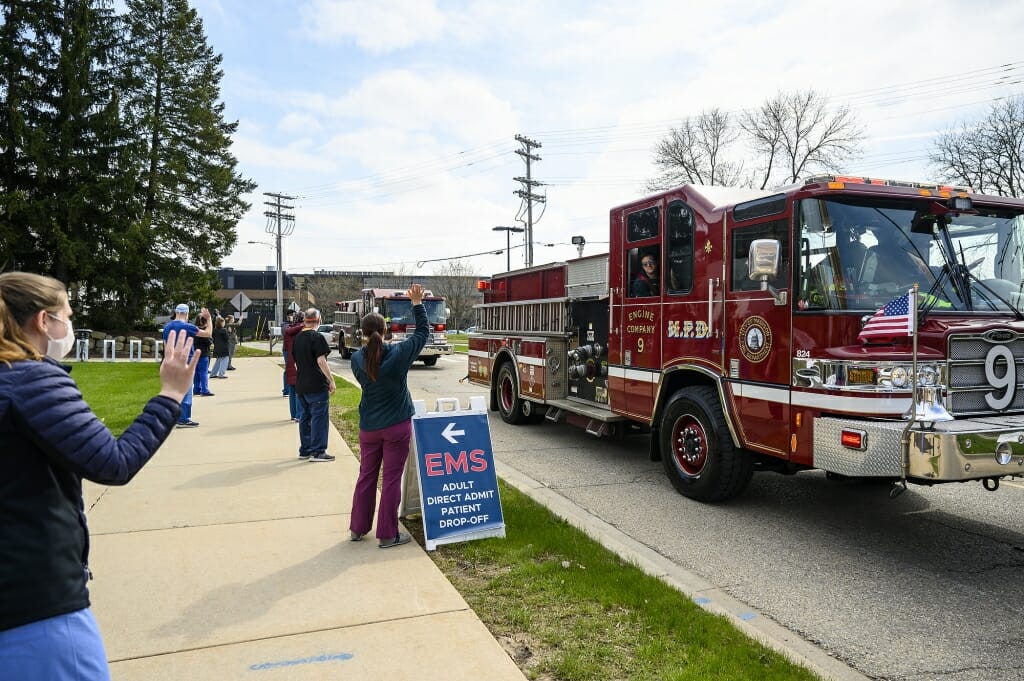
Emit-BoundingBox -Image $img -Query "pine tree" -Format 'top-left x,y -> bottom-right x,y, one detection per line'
122,0 -> 255,312
0,0 -> 61,271
0,0 -> 139,324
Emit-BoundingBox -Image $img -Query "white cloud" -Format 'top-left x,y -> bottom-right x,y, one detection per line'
300,0 -> 446,53
233,126 -> 337,174
331,69 -> 519,141
278,112 -> 323,134
217,0 -> 1024,273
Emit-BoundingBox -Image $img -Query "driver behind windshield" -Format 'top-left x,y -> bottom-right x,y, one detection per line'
860,233 -> 935,293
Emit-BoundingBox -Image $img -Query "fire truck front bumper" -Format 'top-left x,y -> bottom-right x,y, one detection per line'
419,343 -> 454,357
814,415 -> 1024,482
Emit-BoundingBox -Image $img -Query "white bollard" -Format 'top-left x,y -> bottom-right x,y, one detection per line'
153,340 -> 164,362
129,339 -> 142,362
102,339 -> 116,362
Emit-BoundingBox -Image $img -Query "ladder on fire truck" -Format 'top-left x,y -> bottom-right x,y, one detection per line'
475,298 -> 568,334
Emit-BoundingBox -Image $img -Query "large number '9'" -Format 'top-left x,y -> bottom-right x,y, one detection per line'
636,338 -> 644,353
984,345 -> 1016,410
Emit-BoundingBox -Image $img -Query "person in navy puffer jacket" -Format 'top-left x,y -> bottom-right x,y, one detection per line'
0,272 -> 199,681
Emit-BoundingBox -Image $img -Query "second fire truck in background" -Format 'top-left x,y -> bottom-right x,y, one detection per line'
335,288 -> 453,364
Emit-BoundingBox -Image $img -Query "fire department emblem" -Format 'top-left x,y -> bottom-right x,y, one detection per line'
739,316 -> 771,363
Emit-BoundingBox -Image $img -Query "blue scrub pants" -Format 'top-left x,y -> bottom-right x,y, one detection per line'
0,608 -> 111,681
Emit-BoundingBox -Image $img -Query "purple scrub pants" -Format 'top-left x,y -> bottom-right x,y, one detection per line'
350,419 -> 413,541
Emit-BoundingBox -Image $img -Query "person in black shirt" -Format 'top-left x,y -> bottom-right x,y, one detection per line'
292,308 -> 336,462
192,316 -> 214,396
210,317 -> 230,378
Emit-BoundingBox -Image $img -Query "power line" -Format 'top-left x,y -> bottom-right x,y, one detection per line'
261,61 -> 1023,208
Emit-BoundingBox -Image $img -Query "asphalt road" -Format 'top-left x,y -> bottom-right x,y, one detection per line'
331,353 -> 1024,681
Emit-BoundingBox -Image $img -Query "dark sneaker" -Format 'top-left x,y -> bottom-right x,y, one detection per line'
308,453 -> 335,463
227,366 -> 236,370
379,532 -> 411,549
349,531 -> 365,542
176,420 -> 199,428
199,392 -> 215,396
297,452 -> 312,460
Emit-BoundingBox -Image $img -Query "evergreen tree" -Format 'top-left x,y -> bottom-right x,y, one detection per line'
122,0 -> 255,315
0,0 -> 140,326
0,0 -> 60,271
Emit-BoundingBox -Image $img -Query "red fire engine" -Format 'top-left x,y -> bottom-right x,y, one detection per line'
335,288 -> 453,364
467,175 -> 1024,501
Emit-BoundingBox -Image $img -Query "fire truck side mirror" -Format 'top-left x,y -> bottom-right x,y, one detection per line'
748,239 -> 787,306
748,239 -> 780,281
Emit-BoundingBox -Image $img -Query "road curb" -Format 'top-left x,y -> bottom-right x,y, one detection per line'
495,459 -> 870,681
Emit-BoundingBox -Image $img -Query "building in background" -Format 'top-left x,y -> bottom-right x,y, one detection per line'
216,267 -> 484,336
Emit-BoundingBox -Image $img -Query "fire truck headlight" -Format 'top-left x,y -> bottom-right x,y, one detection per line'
890,366 -> 910,388
918,365 -> 938,386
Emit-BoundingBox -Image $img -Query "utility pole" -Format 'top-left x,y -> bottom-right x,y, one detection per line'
263,192 -> 296,327
514,134 -> 545,267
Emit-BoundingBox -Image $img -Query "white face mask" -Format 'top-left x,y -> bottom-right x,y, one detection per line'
46,313 -> 75,361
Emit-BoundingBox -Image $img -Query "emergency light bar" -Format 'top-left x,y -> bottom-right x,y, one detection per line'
804,174 -> 974,195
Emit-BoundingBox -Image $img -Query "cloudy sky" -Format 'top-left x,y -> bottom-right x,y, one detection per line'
198,0 -> 1024,278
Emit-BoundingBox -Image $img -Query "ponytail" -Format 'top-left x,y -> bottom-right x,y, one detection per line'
359,312 -> 386,382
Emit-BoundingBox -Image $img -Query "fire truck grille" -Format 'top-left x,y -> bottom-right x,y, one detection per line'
947,334 -> 1024,415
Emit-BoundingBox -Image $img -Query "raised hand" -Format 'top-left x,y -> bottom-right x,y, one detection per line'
407,283 -> 425,305
158,330 -> 200,402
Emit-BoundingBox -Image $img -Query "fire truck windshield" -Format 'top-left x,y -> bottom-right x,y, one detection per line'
797,197 -> 1024,314
383,299 -> 446,326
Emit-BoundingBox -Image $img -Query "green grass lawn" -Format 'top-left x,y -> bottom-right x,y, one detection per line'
72,363 -> 162,436
233,344 -> 273,358
448,332 -> 468,353
74,363 -> 820,681
328,378 -> 820,681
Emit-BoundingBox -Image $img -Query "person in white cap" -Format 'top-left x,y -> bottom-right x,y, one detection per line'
162,303 -> 211,427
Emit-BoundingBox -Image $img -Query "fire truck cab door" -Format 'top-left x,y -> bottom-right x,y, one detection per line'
611,203 -> 662,420
724,217 -> 792,459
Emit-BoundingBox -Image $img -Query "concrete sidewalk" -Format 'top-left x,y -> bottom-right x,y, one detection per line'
84,357 -> 525,681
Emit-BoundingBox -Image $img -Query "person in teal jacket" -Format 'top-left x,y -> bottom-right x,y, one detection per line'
348,284 -> 428,548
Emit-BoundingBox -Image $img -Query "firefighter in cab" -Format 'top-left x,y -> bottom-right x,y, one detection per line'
631,251 -> 659,297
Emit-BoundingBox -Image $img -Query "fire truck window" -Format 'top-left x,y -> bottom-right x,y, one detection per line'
667,201 -> 694,293
627,206 -> 659,243
628,248 -> 659,297
731,219 -> 789,291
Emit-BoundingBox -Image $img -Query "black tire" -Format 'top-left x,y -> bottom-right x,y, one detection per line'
659,386 -> 752,502
495,362 -> 527,424
339,334 -> 352,359
422,356 -> 438,366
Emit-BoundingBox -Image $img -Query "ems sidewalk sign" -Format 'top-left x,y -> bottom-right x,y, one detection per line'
411,397 -> 505,551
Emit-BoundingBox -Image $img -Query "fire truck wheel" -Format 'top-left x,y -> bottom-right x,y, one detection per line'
495,362 -> 528,425
660,387 -> 753,502
422,356 -> 439,366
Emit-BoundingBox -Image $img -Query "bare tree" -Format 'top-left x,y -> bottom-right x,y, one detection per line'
366,263 -> 416,290
930,95 -> 1024,197
647,108 -> 743,191
741,90 -> 863,189
301,274 -> 363,309
430,259 -> 481,330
